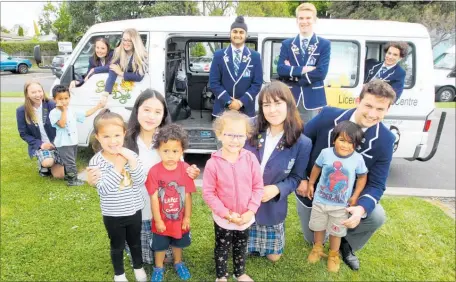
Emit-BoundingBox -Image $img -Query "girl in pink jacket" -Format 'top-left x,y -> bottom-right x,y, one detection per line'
203,110 -> 264,282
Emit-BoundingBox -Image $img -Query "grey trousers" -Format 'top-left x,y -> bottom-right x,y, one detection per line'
57,145 -> 78,176
295,193 -> 386,252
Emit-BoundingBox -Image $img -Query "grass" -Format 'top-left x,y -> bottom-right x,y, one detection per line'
2,102 -> 455,281
0,92 -> 23,98
436,102 -> 456,108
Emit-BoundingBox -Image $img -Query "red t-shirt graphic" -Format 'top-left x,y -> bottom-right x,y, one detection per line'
145,161 -> 196,239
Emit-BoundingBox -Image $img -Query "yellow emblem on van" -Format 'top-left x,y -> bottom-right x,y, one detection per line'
95,80 -> 135,104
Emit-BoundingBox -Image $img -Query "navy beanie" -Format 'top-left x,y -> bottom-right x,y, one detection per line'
231,16 -> 248,32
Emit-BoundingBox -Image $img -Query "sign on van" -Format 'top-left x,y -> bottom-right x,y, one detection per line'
58,42 -> 73,53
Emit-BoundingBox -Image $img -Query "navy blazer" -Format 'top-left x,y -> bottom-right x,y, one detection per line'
297,107 -> 395,215
77,50 -> 113,87
277,33 -> 331,110
105,55 -> 145,93
209,46 -> 263,117
245,133 -> 312,226
364,61 -> 406,100
16,100 -> 57,158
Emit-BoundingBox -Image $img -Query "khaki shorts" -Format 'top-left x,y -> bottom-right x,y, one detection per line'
309,202 -> 348,237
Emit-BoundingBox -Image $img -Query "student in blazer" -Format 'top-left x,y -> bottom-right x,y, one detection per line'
209,16 -> 263,118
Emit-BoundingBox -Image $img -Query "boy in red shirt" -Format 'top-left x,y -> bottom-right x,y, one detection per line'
145,124 -> 196,282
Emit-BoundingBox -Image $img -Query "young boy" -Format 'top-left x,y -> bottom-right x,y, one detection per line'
306,120 -> 368,272
145,124 -> 196,282
49,84 -> 105,186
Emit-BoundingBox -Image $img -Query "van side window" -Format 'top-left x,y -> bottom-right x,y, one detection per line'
269,40 -> 360,88
365,42 -> 415,88
187,41 -> 256,73
72,33 -> 148,78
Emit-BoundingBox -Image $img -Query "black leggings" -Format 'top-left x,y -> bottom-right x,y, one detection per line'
214,221 -> 249,278
103,210 -> 143,275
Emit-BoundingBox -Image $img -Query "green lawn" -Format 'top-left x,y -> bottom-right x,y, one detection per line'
1,102 -> 455,281
0,92 -> 23,98
436,102 -> 456,108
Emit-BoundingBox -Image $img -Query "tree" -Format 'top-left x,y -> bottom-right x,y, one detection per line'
1,26 -> 10,33
202,1 -> 233,16
328,1 -> 456,47
38,2 -> 57,35
52,2 -> 71,41
236,1 -> 293,17
33,21 -> 40,36
190,42 -> 207,57
18,26 -> 24,36
287,1 -> 332,18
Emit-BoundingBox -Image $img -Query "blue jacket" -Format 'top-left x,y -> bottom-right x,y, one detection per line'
16,100 -> 57,158
364,61 -> 406,100
245,133 -> 312,225
297,107 -> 395,215
105,55 -> 145,93
277,34 -> 331,110
78,51 -> 113,86
209,46 -> 263,117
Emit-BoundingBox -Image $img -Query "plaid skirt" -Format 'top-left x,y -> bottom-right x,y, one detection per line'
248,222 -> 285,256
35,149 -> 63,172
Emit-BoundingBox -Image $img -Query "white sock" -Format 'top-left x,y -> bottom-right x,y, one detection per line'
114,273 -> 128,282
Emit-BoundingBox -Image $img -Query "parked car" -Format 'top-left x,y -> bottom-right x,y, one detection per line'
434,46 -> 456,102
51,54 -> 70,78
189,57 -> 212,73
0,51 -> 32,74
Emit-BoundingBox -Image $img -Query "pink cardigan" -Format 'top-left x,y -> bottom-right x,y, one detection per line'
202,149 -> 264,220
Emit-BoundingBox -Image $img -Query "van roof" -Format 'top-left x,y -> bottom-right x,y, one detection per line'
88,16 -> 429,38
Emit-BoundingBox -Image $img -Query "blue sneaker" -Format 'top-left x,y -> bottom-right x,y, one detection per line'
151,267 -> 164,282
174,262 -> 191,280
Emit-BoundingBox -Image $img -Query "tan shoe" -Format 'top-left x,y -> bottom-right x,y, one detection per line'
307,243 -> 327,263
327,250 -> 341,272
233,273 -> 254,282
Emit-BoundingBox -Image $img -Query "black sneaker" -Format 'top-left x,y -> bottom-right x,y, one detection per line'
340,237 -> 360,270
39,169 -> 52,177
67,178 -> 85,186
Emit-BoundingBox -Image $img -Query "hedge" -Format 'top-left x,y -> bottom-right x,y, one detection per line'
0,41 -> 58,56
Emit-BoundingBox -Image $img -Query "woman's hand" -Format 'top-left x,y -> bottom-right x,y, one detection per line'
186,164 -> 200,180
40,142 -> 55,150
109,64 -> 123,76
69,80 -> 78,89
261,185 -> 280,202
86,166 -> 101,186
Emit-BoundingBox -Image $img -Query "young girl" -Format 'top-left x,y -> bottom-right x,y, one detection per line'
49,84 -> 105,186
69,37 -> 113,89
16,80 -> 64,178
89,109 -> 148,282
306,120 -> 368,272
203,110 -> 264,282
145,124 -> 196,282
101,28 -> 148,102
87,89 -> 200,265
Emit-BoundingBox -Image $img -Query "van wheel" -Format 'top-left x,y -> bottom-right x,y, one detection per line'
18,64 -> 29,74
437,87 -> 455,102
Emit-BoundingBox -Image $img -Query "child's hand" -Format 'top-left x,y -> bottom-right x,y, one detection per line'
348,197 -> 358,206
228,212 -> 242,225
114,154 -> 128,167
307,184 -> 314,200
97,98 -> 107,109
181,217 -> 190,231
155,220 -> 166,233
118,148 -> 136,163
238,210 -> 255,226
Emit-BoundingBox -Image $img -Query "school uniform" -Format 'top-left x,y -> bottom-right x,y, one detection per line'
244,132 -> 312,256
209,45 -> 263,117
277,33 -> 331,116
296,106 -> 395,252
77,51 -> 113,87
105,55 -> 146,93
364,61 -> 406,100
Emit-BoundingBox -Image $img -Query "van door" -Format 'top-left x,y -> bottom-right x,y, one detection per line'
62,31 -> 152,146
259,34 -> 363,109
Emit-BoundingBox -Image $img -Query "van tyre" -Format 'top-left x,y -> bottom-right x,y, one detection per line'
18,64 -> 29,74
436,87 -> 455,102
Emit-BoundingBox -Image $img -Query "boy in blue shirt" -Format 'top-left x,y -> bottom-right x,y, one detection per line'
306,120 -> 367,272
49,85 -> 105,186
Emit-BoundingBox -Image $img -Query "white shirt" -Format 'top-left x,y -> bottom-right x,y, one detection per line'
299,34 -> 313,50
350,112 -> 367,132
260,129 -> 284,174
231,44 -> 245,60
137,135 -> 161,220
375,63 -> 396,78
34,103 -> 50,143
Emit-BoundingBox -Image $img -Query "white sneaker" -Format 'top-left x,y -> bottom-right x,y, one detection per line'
134,268 -> 148,282
114,273 -> 128,282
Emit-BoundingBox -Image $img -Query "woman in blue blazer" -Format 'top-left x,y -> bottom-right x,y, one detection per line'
69,37 -> 113,89
16,81 -> 64,178
244,81 -> 312,262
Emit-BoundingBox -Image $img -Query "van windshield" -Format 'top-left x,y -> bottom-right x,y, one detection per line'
434,52 -> 455,69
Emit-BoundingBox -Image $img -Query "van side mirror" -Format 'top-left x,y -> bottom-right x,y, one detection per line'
34,45 -> 42,66
60,65 -> 74,86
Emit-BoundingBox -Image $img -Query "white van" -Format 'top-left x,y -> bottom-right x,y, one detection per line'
433,46 -> 455,102
35,16 -> 445,160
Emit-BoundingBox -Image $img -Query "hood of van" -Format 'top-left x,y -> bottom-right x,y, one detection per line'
434,68 -> 455,87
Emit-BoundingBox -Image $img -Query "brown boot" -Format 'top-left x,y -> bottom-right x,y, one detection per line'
307,243 -> 327,263
327,250 -> 341,272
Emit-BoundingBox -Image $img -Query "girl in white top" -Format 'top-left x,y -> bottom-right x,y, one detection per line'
87,89 -> 200,265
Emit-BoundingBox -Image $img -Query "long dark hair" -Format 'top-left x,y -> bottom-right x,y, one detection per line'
125,89 -> 171,154
250,81 -> 303,148
92,37 -> 111,66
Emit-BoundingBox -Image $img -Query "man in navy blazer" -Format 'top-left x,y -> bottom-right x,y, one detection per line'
277,3 -> 331,123
209,16 -> 263,118
296,80 -> 397,271
364,41 -> 408,100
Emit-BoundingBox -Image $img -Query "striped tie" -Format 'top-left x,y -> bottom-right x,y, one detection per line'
378,66 -> 387,78
234,49 -> 241,76
302,39 -> 308,54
